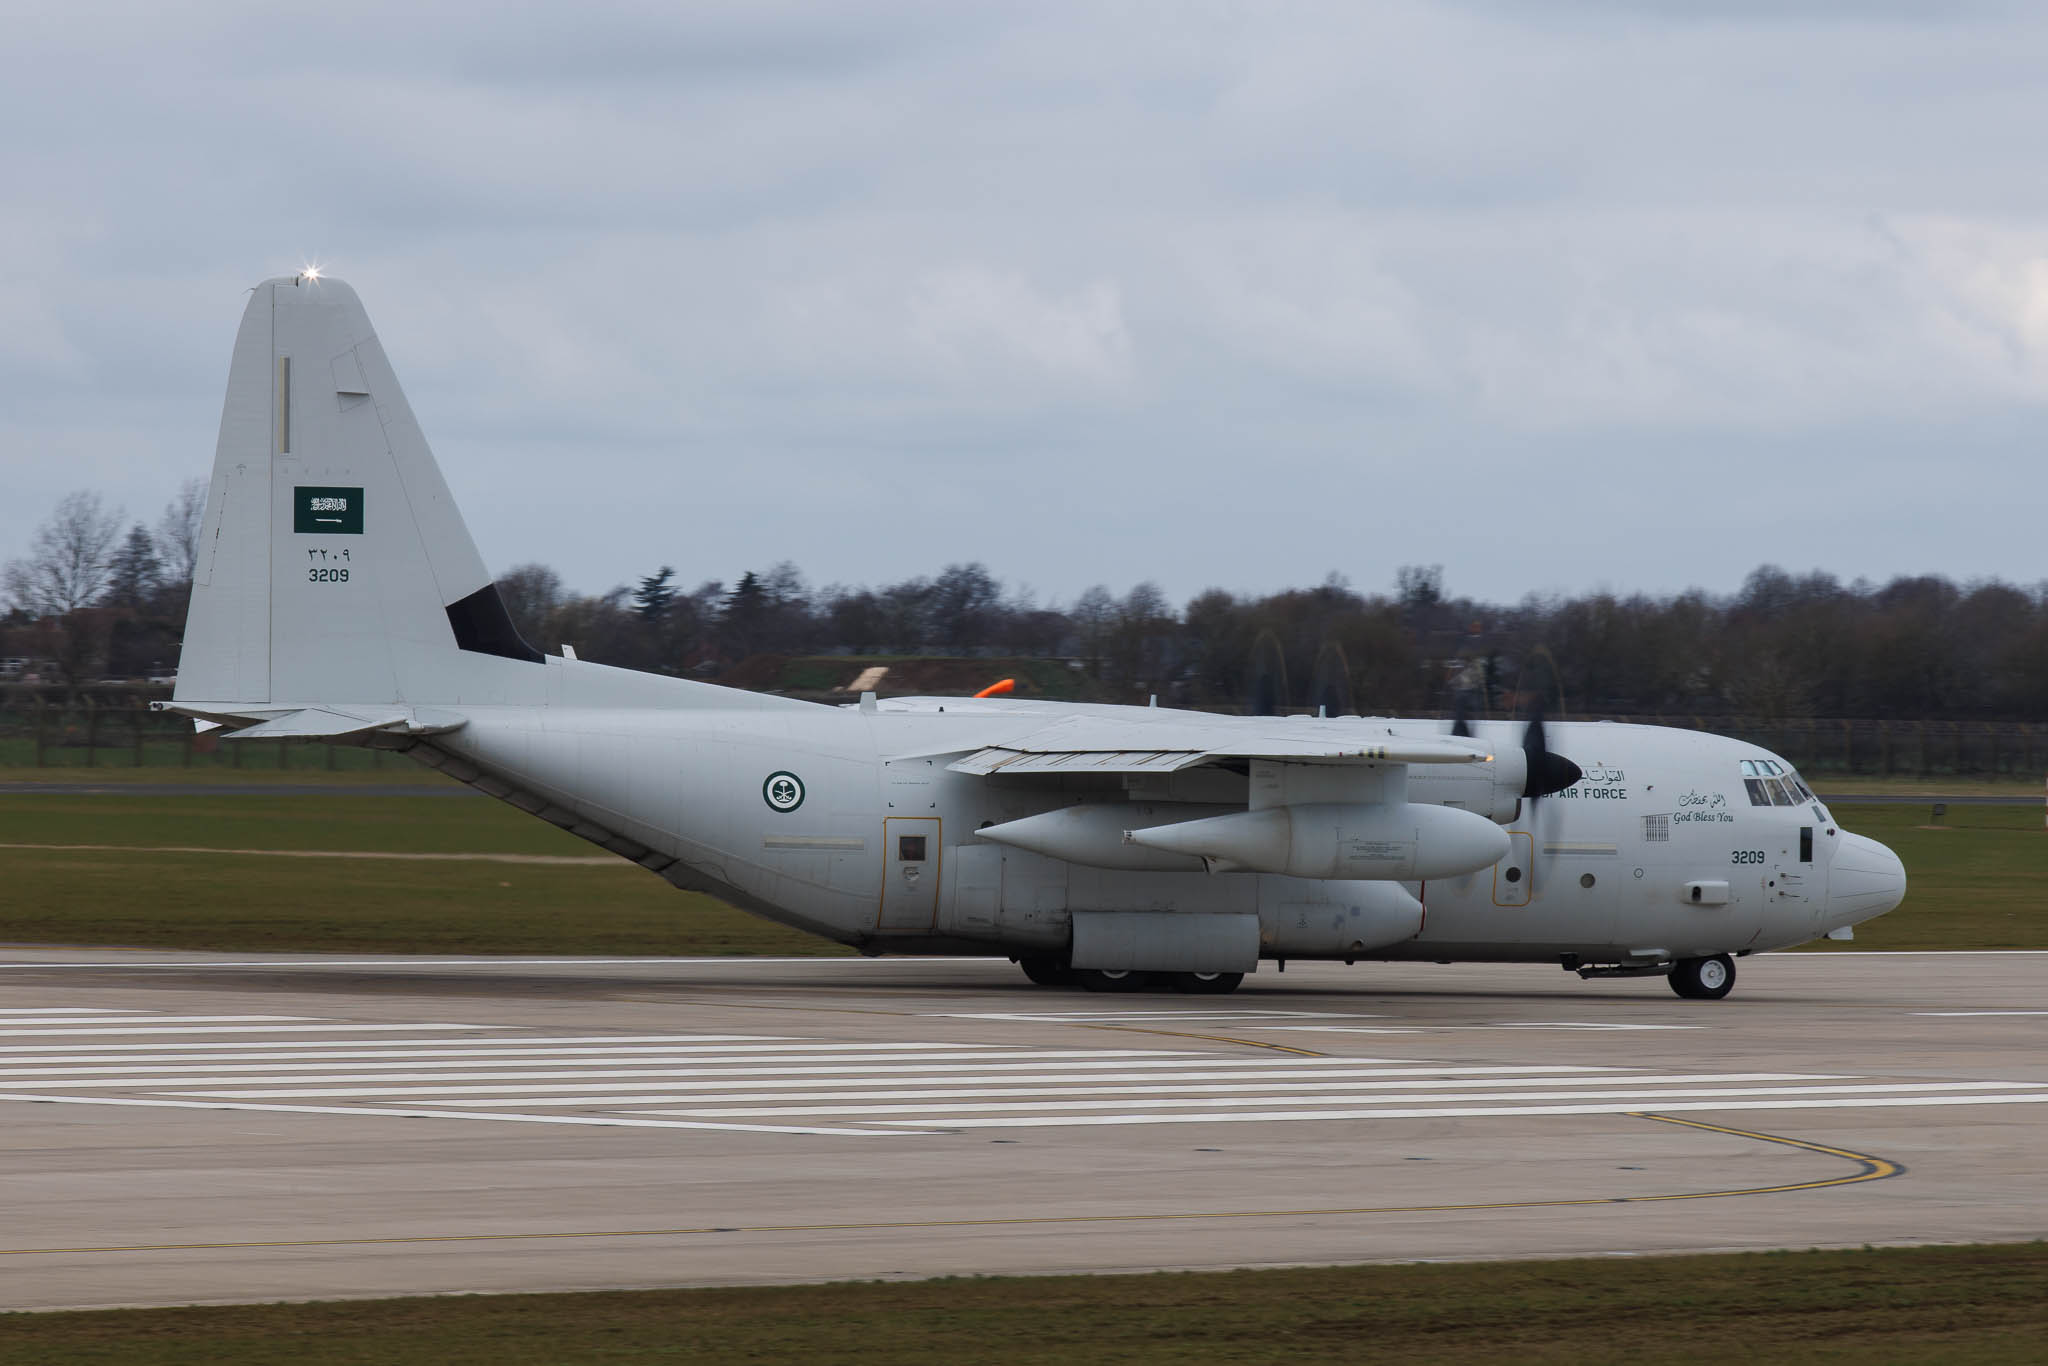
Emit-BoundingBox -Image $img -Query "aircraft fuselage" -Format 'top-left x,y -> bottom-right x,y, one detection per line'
418,684 -> 1899,975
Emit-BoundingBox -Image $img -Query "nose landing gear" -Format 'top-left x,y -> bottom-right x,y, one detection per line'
1669,953 -> 1736,1000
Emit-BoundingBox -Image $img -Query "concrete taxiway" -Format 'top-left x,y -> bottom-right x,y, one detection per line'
1,950 -> 2044,1310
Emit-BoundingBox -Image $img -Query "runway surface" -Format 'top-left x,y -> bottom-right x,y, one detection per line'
1,949 -> 2044,1310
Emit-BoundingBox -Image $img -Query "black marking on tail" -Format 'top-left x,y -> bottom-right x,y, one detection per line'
446,582 -> 544,663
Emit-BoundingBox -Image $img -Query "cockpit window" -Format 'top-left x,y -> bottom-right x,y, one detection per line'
1742,760 -> 1817,807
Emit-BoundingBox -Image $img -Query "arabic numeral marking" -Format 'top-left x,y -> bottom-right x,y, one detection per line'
1731,849 -> 1765,865
308,567 -> 349,584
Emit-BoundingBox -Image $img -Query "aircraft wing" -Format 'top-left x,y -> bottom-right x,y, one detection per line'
945,714 -> 1488,776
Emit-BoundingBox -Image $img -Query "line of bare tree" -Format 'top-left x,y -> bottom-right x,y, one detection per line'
7,486 -> 2046,720
1,483 -> 205,683
497,559 -> 2048,723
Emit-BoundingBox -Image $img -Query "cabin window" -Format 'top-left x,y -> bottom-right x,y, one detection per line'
898,835 -> 928,862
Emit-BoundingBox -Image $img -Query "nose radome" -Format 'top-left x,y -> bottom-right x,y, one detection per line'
1829,832 -> 1907,924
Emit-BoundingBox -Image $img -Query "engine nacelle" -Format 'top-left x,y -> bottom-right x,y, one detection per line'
976,803 -> 1214,872
1125,801 -> 1510,881
1406,747 -> 1528,824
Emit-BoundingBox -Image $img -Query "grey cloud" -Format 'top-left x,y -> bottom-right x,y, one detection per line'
3,1 -> 2045,605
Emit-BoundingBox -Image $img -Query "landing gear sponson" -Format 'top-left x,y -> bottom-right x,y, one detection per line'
1015,957 -> 1246,995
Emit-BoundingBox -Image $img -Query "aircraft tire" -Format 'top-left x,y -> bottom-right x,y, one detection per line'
1170,971 -> 1245,995
1668,954 -> 1735,1000
1076,968 -> 1154,993
1018,956 -> 1076,987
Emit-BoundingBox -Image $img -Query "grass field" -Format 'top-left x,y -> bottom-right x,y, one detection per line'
0,792 -> 2038,955
0,738 -> 426,774
0,762 -> 456,786
0,793 -> 834,955
4,1243 -> 2046,1365
1803,801 -> 2045,951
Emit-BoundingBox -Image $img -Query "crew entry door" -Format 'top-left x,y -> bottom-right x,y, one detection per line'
1492,832 -> 1534,907
878,817 -> 941,931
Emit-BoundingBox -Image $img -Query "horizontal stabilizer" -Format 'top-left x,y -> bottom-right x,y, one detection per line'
154,701 -> 467,740
222,708 -> 409,740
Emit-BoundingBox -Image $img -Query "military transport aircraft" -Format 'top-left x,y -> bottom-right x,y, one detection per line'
159,275 -> 1907,999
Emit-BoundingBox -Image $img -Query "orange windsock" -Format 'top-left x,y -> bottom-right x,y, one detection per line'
972,678 -> 1017,698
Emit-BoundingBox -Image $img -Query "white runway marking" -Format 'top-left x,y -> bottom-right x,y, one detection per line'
0,1043 -> 1005,1071
940,1010 -> 1375,1023
0,956 -> 992,970
6,1008 -> 2046,1139
1245,1023 -> 1706,1034
0,1091 -> 914,1137
0,1023 -> 493,1037
418,1073 -> 1835,1108
0,1015 -> 317,1027
0,1034 -> 788,1054
0,1051 -> 1177,1083
643,1082 -> 2036,1119
172,1062 -> 1617,1100
868,1093 -> 2048,1129
0,1007 -> 148,1015
1917,1011 -> 2048,1017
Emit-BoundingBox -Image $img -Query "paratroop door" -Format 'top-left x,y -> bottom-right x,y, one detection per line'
877,817 -> 941,931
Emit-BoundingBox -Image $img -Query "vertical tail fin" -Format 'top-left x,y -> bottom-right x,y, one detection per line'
175,274 -> 539,709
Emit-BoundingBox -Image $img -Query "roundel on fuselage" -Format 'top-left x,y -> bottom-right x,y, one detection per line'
763,771 -> 805,813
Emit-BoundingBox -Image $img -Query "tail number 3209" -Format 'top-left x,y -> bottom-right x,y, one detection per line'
1731,849 -> 1766,864
309,567 -> 349,583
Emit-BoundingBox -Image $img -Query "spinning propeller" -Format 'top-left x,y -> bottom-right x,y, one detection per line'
1449,694 -> 1581,807
1450,689 -> 1582,895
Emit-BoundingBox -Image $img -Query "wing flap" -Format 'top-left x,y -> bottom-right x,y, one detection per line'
949,748 -> 1206,776
944,716 -> 1489,776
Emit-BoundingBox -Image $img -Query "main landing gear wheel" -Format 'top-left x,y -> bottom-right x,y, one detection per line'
1170,971 -> 1245,995
1017,956 -> 1075,988
1669,953 -> 1735,1000
1076,968 -> 1155,993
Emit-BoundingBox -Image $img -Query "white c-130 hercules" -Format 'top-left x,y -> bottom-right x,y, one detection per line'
162,275 -> 1907,999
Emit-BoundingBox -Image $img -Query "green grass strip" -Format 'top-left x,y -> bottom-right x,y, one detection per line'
3,1243 -> 2047,1364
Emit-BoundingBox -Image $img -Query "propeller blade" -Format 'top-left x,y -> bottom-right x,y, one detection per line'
1248,670 -> 1280,717
1519,697 -> 1581,800
1450,693 -> 1473,738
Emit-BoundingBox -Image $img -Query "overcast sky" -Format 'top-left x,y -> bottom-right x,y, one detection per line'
3,1 -> 2044,607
